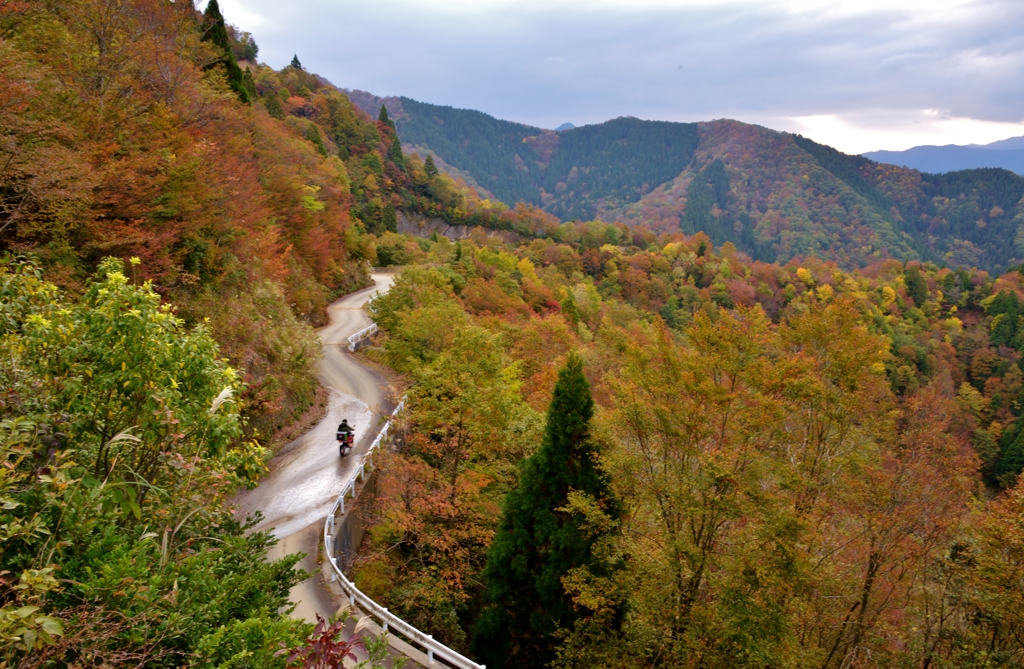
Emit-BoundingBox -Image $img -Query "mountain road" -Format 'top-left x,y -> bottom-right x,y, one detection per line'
233,271 -> 396,623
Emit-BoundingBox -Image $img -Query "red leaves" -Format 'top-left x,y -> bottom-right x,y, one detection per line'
280,614 -> 365,669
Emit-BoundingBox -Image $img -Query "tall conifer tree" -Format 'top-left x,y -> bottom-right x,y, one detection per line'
201,0 -> 252,104
378,105 -> 404,168
473,353 -> 618,669
378,104 -> 394,129
424,154 -> 439,178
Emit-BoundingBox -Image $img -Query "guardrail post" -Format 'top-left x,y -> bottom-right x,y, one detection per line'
340,495 -> 345,515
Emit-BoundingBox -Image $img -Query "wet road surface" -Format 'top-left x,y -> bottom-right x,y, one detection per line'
233,272 -> 396,622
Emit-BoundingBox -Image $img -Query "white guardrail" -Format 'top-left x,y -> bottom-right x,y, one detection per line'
322,404 -> 486,668
346,292 -> 382,352
347,323 -> 378,352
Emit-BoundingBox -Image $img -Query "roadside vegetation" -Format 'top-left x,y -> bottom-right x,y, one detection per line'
0,257 -> 312,665
359,225 -> 1024,668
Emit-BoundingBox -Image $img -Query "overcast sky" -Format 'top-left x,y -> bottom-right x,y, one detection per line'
219,0 -> 1024,154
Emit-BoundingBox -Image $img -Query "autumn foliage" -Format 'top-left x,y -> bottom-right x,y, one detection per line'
357,225 -> 1024,667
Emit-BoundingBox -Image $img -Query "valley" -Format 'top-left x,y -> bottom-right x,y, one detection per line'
348,94 -> 1024,274
4,0 -> 1024,667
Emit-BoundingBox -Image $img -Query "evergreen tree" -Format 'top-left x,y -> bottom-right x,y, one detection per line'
382,204 -> 398,233
997,428 -> 1024,487
378,104 -> 395,130
424,154 -> 439,178
290,54 -> 303,70
236,32 -> 258,61
377,105 -> 404,168
472,353 -> 619,669
987,290 -> 1020,348
560,289 -> 581,327
388,136 -> 405,169
241,67 -> 256,102
202,0 -> 232,52
304,123 -> 327,157
200,0 -> 252,104
905,266 -> 929,308
263,91 -> 285,120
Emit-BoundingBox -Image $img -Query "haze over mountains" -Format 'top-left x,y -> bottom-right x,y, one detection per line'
864,137 -> 1024,176
348,91 -> 1024,274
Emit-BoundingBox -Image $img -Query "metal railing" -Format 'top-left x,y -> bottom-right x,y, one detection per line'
347,323 -> 378,352
346,291 -> 382,352
322,399 -> 486,669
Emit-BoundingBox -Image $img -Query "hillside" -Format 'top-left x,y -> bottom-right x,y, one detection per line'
351,224 -> 1024,667
349,94 -> 1024,273
0,0 -> 476,434
349,95 -> 699,222
620,122 -> 1024,271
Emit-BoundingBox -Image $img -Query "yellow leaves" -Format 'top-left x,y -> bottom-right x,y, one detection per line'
882,285 -> 897,306
870,362 -> 887,375
990,312 -> 1008,336
816,284 -> 834,301
300,184 -> 325,211
121,361 -> 126,372
796,267 -> 813,286
957,382 -> 986,417
24,314 -> 51,329
517,257 -> 539,282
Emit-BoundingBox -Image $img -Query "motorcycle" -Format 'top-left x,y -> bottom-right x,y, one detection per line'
337,429 -> 354,457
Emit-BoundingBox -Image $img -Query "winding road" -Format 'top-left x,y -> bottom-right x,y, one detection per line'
233,272 -> 395,622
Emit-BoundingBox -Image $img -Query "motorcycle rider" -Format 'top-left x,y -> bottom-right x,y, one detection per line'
337,419 -> 354,455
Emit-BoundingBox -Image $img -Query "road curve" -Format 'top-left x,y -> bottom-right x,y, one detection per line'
233,272 -> 396,622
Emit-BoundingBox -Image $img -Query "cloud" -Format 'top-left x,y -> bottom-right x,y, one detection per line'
229,0 -> 1024,152
776,110 -> 1024,153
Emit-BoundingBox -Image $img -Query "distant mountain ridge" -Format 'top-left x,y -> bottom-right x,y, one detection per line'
367,96 -> 700,221
976,136 -> 1024,150
347,92 -> 1024,273
864,137 -> 1024,175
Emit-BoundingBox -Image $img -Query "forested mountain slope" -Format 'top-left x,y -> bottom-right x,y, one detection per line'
351,96 -> 1024,273
620,122 -> 1024,271
0,0 -> 476,434
350,95 -> 700,222
354,224 -> 1024,668
0,0 -> 482,663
